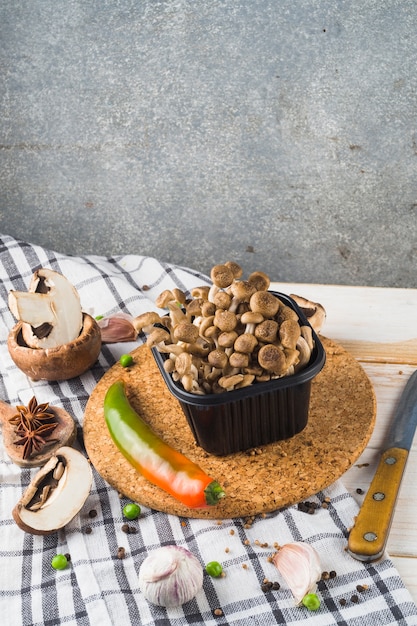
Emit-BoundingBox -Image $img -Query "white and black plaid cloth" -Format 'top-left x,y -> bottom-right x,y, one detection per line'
1,233 -> 417,626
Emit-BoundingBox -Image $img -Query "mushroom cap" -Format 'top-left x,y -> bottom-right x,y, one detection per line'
201,301 -> 216,317
247,271 -> 270,292
254,319 -> 279,343
229,351 -> 249,368
208,349 -> 229,369
213,291 -> 232,310
234,333 -> 258,354
229,280 -> 256,302
279,319 -> 301,350
210,264 -> 235,289
146,327 -> 171,347
257,344 -> 287,374
173,321 -> 200,344
190,286 -> 210,300
289,294 -> 326,334
133,311 -> 162,332
249,291 -> 280,318
217,330 -> 238,348
224,261 -> 243,279
240,311 -> 264,326
155,290 -> 176,308
7,313 -> 101,381
213,309 -> 238,332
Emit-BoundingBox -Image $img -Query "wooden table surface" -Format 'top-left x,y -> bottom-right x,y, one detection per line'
271,282 -> 417,604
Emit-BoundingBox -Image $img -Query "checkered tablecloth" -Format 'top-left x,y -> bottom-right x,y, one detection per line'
1,233 -> 417,626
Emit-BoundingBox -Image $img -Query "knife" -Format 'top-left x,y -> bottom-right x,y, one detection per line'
348,369 -> 417,562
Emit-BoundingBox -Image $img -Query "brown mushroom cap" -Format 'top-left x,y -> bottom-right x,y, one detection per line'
208,349 -> 229,370
224,261 -> 243,279
213,309 -> 238,332
213,291 -> 232,310
258,344 -> 287,374
173,321 -> 200,344
249,291 -> 280,318
229,351 -> 249,368
155,290 -> 176,308
247,271 -> 270,292
7,313 -> 101,382
210,264 -> 235,289
217,330 -> 238,348
190,286 -> 210,300
229,280 -> 257,303
234,333 -> 258,354
132,311 -> 162,332
254,319 -> 279,343
279,319 -> 301,350
201,301 -> 216,317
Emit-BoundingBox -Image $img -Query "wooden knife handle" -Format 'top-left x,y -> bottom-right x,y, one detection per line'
347,447 -> 408,562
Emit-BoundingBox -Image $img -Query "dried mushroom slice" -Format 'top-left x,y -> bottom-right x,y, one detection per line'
12,446 -> 92,535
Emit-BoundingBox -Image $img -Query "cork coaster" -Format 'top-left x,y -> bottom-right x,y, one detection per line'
83,337 -> 376,519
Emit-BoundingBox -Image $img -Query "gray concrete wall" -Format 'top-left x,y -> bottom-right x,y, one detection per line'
1,1 -> 417,287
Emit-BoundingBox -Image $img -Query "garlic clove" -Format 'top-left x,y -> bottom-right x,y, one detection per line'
272,541 -> 322,605
97,313 -> 138,343
138,545 -> 203,607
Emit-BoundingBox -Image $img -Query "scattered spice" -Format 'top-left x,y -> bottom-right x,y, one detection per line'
213,608 -> 224,617
298,501 -> 320,514
356,584 -> 368,592
351,595 -> 359,603
88,509 -> 97,518
84,526 -> 92,534
117,547 -> 126,559
339,598 -> 347,606
356,488 -> 364,495
121,524 -> 137,534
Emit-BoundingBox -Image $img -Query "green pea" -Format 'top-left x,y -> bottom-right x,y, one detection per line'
119,354 -> 134,368
123,502 -> 141,520
51,554 -> 68,570
205,561 -> 223,577
302,593 -> 321,611
95,314 -> 104,320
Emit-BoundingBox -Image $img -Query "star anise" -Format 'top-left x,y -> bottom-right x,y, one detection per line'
14,421 -> 58,460
9,396 -> 59,460
9,396 -> 56,432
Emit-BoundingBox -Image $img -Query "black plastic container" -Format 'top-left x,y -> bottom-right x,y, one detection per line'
152,292 -> 326,456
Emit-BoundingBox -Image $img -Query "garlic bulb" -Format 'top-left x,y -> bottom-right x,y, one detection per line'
138,545 -> 203,607
272,541 -> 322,605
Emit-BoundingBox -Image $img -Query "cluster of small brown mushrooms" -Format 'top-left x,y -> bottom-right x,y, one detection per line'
134,262 -> 326,395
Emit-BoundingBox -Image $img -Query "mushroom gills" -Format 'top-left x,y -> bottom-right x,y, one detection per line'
13,446 -> 92,535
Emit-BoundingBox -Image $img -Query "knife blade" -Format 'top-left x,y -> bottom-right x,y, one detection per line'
347,369 -> 417,562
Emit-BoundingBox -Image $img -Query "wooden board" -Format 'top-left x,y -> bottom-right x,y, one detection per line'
83,337 -> 376,519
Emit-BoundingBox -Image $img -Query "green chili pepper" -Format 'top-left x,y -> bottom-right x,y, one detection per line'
104,380 -> 226,509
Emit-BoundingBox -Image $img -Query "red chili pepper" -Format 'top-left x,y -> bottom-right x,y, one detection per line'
104,380 -> 226,508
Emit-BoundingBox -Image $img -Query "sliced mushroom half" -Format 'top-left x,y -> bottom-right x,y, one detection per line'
12,446 -> 93,535
8,268 -> 83,349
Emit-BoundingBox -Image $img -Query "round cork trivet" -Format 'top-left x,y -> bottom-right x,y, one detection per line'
83,337 -> 376,519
